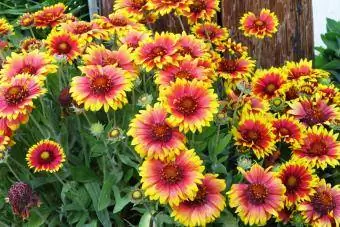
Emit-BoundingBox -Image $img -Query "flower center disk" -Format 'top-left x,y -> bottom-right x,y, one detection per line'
175,96 -> 198,116
90,75 -> 113,94
5,85 -> 29,105
247,183 -> 268,205
161,163 -> 182,184
312,191 -> 335,215
152,123 -> 172,142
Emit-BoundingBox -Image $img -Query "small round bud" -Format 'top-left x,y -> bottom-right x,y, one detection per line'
90,122 -> 105,137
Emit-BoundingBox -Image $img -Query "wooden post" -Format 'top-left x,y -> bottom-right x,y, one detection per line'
99,0 -> 114,16
221,0 -> 314,68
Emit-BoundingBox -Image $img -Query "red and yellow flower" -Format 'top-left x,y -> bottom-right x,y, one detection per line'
183,0 -> 219,24
0,18 -> 13,37
277,161 -> 317,207
1,50 -> 57,81
148,0 -> 191,16
159,79 -> 219,133
192,22 -> 229,45
239,8 -> 279,39
298,179 -> 340,227
171,174 -> 226,226
232,113 -> 276,159
127,103 -> 186,160
0,134 -> 11,151
317,84 -> 339,105
118,29 -> 150,50
46,31 -> 85,63
219,38 -> 248,56
217,56 -> 255,80
33,3 -> 66,28
0,74 -> 46,120
228,164 -> 286,226
284,59 -> 313,81
114,0 -> 149,18
252,68 -> 287,100
176,33 -> 209,60
135,32 -> 179,71
26,140 -> 65,172
20,38 -> 44,53
140,149 -> 204,206
18,13 -> 34,27
241,95 -> 270,115
70,65 -> 133,112
271,115 -> 305,144
292,125 -> 339,170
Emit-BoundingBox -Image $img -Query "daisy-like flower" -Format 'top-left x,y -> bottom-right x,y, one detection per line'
1,50 -> 57,81
33,3 -> 66,28
252,68 -> 287,100
46,31 -> 84,63
183,0 -> 219,24
135,32 -> 179,72
159,79 -> 219,133
0,134 -> 11,151
318,84 -> 339,105
217,56 -> 255,80
26,140 -> 65,172
148,0 -> 191,16
228,164 -> 286,226
155,58 -> 209,87
272,115 -> 305,144
171,174 -> 226,226
284,59 -> 313,80
0,18 -> 13,37
114,0 -> 149,18
277,161 -> 317,207
139,149 -> 204,206
119,29 -> 150,49
83,45 -> 137,78
219,38 -> 248,56
239,8 -> 279,39
288,96 -> 339,126
70,65 -> 133,112
0,113 -> 30,133
292,125 -> 339,169
18,13 -> 34,27
242,95 -> 270,114
176,33 -> 209,60
192,22 -> 229,45
20,38 -> 44,53
298,179 -> 340,227
127,103 -> 186,160
58,21 -> 108,42
232,112 -> 276,159
0,74 -> 46,120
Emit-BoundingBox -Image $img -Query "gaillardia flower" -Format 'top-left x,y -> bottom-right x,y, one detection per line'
127,103 -> 186,160
277,161 -> 317,206
119,29 -> 150,49
18,13 -> 34,27
292,125 -> 339,170
33,3 -> 66,28
228,164 -> 286,226
232,113 -> 276,159
114,0 -> 149,18
217,56 -> 255,80
239,8 -> 279,39
20,38 -> 44,53
0,18 -> 13,37
298,179 -> 340,227
46,31 -> 84,63
252,68 -> 287,100
171,174 -> 226,226
148,0 -> 191,16
0,74 -> 46,120
176,33 -> 208,60
192,22 -> 229,45
284,59 -> 313,81
140,149 -> 204,206
184,0 -> 219,24
271,115 -> 305,144
70,65 -> 133,112
159,79 -> 219,133
1,50 -> 57,81
135,32 -> 179,72
26,140 -> 65,172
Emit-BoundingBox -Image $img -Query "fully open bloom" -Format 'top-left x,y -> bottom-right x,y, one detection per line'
252,68 -> 287,100
140,149 -> 204,206
192,22 -> 229,45
33,3 -> 66,28
217,56 -> 255,80
135,32 -> 179,71
284,59 -> 313,80
0,74 -> 46,120
26,140 -> 65,172
0,18 -> 13,37
292,125 -> 339,169
288,96 -> 339,126
127,103 -> 186,160
271,115 -> 305,144
171,174 -> 226,226
1,50 -> 57,81
176,33 -> 209,60
114,0 -> 149,18
277,161 -> 317,207
239,9 -> 279,39
232,113 -> 276,159
58,21 -> 108,42
228,165 -> 286,226
46,31 -> 84,63
298,179 -> 340,227
70,65 -> 133,112
119,29 -> 150,50
241,95 -> 270,114
183,0 -> 219,24
159,79 -> 219,133
148,0 -> 191,16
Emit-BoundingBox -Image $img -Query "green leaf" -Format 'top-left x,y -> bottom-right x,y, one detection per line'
326,18 -> 340,33
214,134 -> 232,155
321,60 -> 340,70
112,186 -> 130,213
97,177 -> 115,211
24,207 -> 50,227
211,163 -> 227,174
90,142 -> 107,157
70,166 -> 98,182
139,213 -> 152,227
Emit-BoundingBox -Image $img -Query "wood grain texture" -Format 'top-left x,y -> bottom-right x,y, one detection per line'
221,0 -> 314,67
99,0 -> 114,16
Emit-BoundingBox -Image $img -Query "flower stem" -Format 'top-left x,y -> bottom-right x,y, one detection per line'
5,161 -> 21,181
30,114 -> 49,138
177,15 -> 185,32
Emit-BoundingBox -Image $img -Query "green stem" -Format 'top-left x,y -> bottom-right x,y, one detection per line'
29,28 -> 36,39
5,161 -> 21,181
113,111 -> 116,126
9,156 -> 35,179
53,173 -> 66,186
142,72 -> 147,93
83,112 -> 91,125
30,114 -> 48,137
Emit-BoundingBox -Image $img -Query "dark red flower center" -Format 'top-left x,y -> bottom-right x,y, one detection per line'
161,163 -> 182,184
247,183 -> 268,205
279,127 -> 290,136
5,85 -> 29,105
302,104 -> 329,126
203,29 -> 216,39
175,70 -> 193,80
90,75 -> 113,94
131,0 -> 147,9
190,0 -> 207,13
219,59 -> 237,73
151,123 -> 173,142
183,185 -> 207,206
149,46 -> 167,59
19,65 -> 38,75
57,41 -> 71,54
265,83 -> 276,94
311,191 -> 335,215
102,55 -> 118,66
284,175 -> 300,191
178,46 -> 193,56
308,141 -> 327,156
110,18 -> 128,27
254,19 -> 266,29
73,23 -> 92,34
244,129 -> 260,142
175,96 -> 198,116
285,86 -> 299,101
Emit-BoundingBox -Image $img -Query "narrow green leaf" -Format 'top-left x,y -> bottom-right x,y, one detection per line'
112,186 -> 130,213
70,166 -> 98,182
97,177 -> 115,211
139,213 -> 152,227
